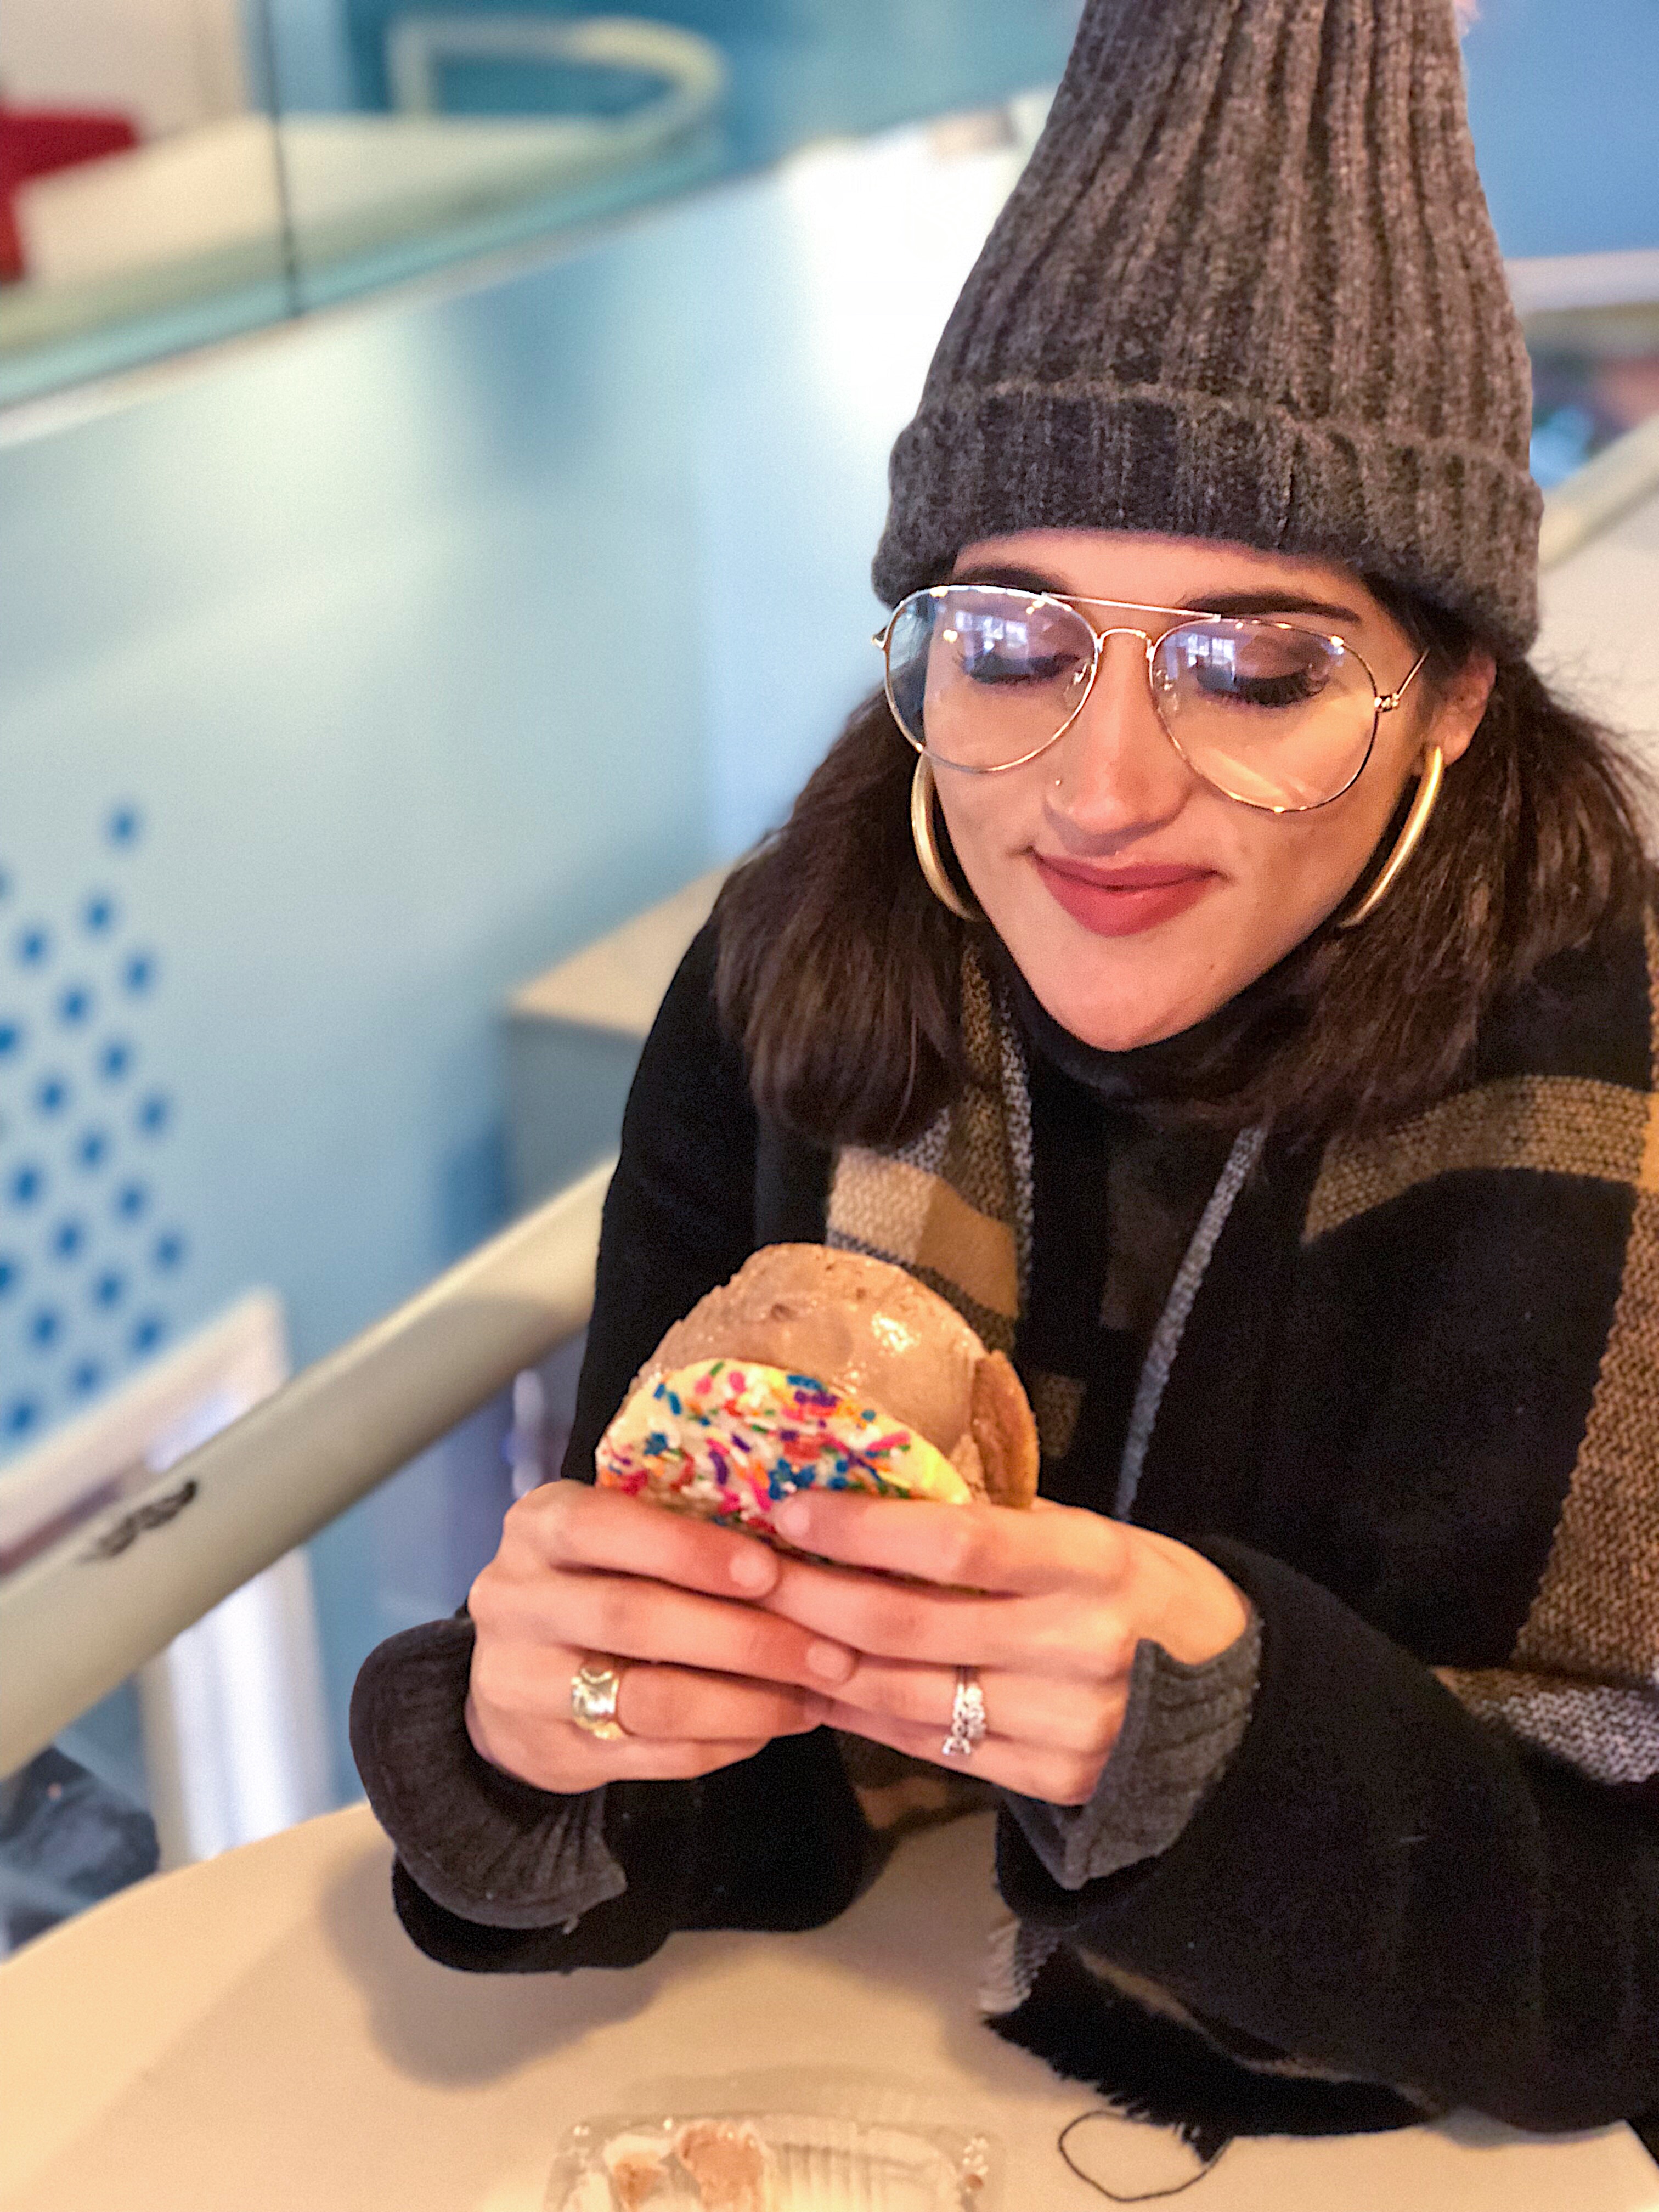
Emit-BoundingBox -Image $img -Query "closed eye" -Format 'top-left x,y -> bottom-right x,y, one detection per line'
1190,663 -> 1328,709
963,652 -> 1085,686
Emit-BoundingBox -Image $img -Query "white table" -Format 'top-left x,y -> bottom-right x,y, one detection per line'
1,1807 -> 1654,2211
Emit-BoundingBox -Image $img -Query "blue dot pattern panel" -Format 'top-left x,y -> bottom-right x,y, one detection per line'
1,807 -> 187,1449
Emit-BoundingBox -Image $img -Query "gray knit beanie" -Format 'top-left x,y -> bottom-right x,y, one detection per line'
873,0 -> 1541,653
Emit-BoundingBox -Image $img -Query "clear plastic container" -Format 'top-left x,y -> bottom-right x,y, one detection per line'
544,2072 -> 998,2211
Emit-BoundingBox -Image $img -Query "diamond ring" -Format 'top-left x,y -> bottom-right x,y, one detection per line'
941,1666 -> 988,1759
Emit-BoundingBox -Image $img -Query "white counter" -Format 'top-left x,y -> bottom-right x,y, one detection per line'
2,1805 -> 1654,2211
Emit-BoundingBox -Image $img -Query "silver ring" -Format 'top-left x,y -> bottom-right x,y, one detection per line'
941,1666 -> 988,1759
570,1654 -> 631,1741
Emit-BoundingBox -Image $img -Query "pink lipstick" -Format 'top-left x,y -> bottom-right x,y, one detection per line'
1032,855 -> 1218,938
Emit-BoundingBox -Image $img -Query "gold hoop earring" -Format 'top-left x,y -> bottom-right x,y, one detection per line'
910,755 -> 979,921
1338,745 -> 1444,930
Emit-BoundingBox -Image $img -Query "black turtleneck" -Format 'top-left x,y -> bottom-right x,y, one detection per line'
1002,955 -> 1238,1508
997,946 -> 1253,1111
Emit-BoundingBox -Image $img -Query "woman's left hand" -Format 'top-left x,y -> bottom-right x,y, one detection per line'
758,1492 -> 1250,1805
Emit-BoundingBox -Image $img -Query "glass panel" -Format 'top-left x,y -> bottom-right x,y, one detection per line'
0,0 -> 297,408
0,2 -> 1084,406
270,2 -> 1084,314
4,5 -> 1657,422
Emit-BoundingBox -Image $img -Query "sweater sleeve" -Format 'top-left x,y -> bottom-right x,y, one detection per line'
352,917 -> 866,1968
1004,1610 -> 1261,1890
994,1539 -> 1659,2131
350,1616 -> 625,1931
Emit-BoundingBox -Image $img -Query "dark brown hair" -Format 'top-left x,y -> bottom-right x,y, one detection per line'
715,589 -> 1653,1148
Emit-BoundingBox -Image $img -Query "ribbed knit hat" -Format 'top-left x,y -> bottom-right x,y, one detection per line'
873,0 -> 1542,653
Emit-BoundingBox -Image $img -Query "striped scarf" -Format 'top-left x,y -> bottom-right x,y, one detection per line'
819,927 -> 1659,1847
825,947 -> 1261,1519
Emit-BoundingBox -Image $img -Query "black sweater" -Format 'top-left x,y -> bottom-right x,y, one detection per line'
354,915 -> 1659,2146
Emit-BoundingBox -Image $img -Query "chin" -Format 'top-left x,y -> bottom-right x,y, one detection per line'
984,878 -> 1268,1052
1045,994 -> 1198,1053
1015,950 -> 1218,1052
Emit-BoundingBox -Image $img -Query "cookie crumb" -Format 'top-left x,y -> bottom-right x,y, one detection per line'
673,2119 -> 767,2210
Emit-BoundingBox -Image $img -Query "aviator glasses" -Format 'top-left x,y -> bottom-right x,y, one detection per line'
876,584 -> 1428,814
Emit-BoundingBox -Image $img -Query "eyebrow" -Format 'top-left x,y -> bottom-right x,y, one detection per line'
948,562 -> 1362,627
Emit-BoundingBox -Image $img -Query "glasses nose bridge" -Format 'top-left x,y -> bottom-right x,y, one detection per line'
1088,619 -> 1158,647
1074,618 -> 1164,715
1059,620 -> 1186,806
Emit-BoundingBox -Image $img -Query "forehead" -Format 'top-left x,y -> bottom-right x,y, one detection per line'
951,529 -> 1387,628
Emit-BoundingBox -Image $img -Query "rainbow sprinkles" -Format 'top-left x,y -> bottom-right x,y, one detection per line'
595,1357 -> 972,1530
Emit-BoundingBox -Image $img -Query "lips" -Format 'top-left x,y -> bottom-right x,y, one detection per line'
1032,853 -> 1218,938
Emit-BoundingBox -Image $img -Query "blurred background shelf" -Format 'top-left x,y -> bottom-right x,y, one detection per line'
505,865 -> 723,1208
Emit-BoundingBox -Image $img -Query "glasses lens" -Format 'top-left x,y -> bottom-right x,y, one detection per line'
885,586 -> 1095,770
1150,621 -> 1375,809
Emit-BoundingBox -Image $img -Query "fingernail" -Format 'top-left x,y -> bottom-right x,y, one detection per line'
774,1498 -> 809,1541
806,1640 -> 853,1681
728,1543 -> 773,1592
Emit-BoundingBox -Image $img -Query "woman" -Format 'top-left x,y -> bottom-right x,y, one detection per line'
353,0 -> 1659,2146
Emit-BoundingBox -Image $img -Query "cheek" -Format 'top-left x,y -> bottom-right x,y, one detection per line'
1237,800 -> 1384,926
1218,766 -> 1417,961
936,776 -> 1039,876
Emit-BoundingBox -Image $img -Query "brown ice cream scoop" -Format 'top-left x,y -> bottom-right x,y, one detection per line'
631,1243 -> 1039,1509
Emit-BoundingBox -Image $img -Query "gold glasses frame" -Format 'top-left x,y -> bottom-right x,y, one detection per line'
873,584 -> 1430,816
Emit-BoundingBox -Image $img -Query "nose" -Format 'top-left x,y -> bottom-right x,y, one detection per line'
1046,631 -> 1198,840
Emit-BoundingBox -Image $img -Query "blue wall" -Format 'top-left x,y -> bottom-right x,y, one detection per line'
1463,0 -> 1659,257
0,121 -> 1019,1792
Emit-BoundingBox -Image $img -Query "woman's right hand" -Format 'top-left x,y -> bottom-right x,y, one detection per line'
464,1480 -> 856,1794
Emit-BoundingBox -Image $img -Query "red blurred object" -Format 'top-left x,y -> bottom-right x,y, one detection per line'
0,103 -> 141,282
